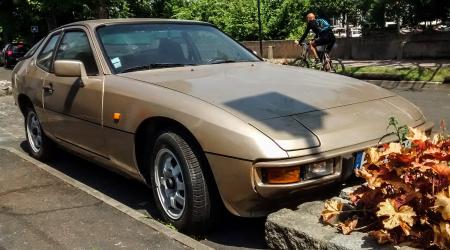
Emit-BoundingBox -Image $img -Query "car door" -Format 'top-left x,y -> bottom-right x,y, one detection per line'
42,28 -> 105,156
30,33 -> 62,124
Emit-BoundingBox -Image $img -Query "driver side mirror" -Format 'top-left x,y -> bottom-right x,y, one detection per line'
54,60 -> 89,86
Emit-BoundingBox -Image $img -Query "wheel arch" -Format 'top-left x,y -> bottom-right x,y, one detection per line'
17,94 -> 33,116
134,116 -> 219,192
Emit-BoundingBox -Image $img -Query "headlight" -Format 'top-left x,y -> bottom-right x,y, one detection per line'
302,159 -> 335,180
260,158 -> 336,184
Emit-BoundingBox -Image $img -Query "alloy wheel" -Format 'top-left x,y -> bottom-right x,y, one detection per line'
154,148 -> 186,220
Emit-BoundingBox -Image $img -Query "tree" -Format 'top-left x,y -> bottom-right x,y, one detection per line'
310,0 -> 361,36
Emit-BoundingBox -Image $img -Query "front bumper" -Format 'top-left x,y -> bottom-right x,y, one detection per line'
207,121 -> 434,217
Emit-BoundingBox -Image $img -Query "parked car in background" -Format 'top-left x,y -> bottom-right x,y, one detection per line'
0,42 -> 30,68
11,19 -> 433,233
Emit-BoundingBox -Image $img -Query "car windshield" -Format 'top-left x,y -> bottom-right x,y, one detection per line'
97,23 -> 260,73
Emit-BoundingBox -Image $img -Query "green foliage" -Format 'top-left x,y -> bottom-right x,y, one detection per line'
173,0 -> 259,41
387,117 -> 408,143
0,0 -> 449,44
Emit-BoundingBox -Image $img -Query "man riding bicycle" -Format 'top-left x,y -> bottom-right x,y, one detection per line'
296,13 -> 336,63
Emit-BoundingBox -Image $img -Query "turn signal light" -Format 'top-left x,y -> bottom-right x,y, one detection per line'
262,167 -> 301,184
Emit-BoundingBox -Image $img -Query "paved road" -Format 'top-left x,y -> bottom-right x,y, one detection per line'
0,149 -> 189,250
390,85 -> 450,129
340,59 -> 450,68
0,67 -> 11,82
0,66 -> 449,249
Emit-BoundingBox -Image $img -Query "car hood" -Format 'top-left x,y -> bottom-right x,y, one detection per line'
120,62 -> 423,151
120,62 -> 396,119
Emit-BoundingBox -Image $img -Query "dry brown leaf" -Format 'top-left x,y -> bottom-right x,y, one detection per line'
367,147 -> 380,164
433,222 -> 450,249
356,168 -> 384,189
321,199 -> 343,224
432,164 -> 450,181
407,127 -> 428,142
339,218 -> 358,235
435,189 -> 450,220
369,230 -> 393,244
412,162 -> 433,172
384,143 -> 402,155
376,199 -> 416,231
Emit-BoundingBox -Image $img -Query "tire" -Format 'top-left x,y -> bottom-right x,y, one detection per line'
25,107 -> 53,161
298,59 -> 310,68
149,131 -> 214,234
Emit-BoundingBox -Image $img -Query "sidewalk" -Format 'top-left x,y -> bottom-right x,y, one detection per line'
338,59 -> 450,68
0,148 -> 195,250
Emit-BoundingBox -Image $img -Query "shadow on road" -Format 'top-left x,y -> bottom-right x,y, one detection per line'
19,141 -> 269,249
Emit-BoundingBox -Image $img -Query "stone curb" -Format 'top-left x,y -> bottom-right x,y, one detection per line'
265,200 -> 415,250
0,146 -> 212,250
265,185 -> 417,250
366,80 -> 449,90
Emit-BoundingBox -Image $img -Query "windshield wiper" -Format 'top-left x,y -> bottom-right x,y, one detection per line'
209,59 -> 238,65
121,63 -> 195,73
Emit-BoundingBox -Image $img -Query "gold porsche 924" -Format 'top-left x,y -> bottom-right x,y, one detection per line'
12,19 -> 433,233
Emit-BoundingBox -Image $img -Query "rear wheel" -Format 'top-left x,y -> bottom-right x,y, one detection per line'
25,107 -> 53,161
296,58 -> 310,68
149,131 -> 214,233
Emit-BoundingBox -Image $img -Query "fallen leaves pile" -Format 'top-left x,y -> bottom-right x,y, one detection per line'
321,125 -> 450,249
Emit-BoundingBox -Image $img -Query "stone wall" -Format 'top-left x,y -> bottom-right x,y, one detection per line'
242,31 -> 450,59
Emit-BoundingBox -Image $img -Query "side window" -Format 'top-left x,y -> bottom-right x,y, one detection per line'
37,34 -> 60,72
55,31 -> 98,76
23,39 -> 44,59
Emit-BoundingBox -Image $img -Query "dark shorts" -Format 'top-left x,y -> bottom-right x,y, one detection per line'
314,31 -> 336,52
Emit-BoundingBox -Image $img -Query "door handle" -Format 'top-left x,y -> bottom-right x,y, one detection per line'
43,83 -> 54,95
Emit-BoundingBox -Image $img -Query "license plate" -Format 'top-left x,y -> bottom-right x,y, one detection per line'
354,151 -> 366,169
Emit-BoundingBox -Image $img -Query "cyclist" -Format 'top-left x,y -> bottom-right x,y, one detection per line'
296,13 -> 336,63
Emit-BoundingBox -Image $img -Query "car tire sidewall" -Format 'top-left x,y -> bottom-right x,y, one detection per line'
149,132 -> 209,232
25,107 -> 51,161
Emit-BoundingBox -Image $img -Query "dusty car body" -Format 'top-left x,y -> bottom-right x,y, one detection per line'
12,19 -> 433,232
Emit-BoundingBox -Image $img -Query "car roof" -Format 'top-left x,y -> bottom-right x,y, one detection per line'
59,18 -> 213,30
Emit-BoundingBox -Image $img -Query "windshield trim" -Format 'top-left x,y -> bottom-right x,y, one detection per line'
95,22 -> 262,74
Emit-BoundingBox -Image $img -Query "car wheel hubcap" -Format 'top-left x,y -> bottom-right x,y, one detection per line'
26,112 -> 42,153
154,148 -> 186,220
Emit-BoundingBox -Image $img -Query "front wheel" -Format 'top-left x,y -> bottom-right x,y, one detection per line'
150,131 -> 214,233
293,58 -> 310,68
25,107 -> 53,161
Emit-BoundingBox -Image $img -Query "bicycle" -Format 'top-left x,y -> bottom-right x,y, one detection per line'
293,42 -> 335,72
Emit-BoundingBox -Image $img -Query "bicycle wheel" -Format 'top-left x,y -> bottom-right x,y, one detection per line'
322,54 -> 332,72
298,59 -> 310,68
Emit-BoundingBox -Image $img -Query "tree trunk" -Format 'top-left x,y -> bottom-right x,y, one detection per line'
98,0 -> 109,19
345,14 -> 351,37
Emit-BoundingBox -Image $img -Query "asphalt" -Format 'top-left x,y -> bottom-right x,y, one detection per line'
0,148 -> 189,250
377,82 -> 450,128
340,59 -> 450,68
